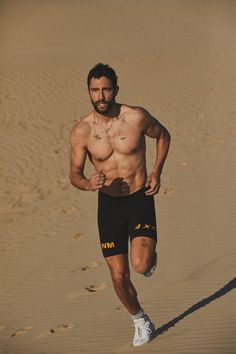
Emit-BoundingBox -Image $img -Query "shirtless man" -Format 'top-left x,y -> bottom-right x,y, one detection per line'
70,63 -> 171,347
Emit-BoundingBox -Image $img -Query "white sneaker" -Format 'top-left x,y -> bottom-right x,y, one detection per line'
143,252 -> 157,277
133,315 -> 155,347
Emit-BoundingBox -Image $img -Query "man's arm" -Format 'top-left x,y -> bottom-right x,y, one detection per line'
69,122 -> 105,191
140,108 -> 171,195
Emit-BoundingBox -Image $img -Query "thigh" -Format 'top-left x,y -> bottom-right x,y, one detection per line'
128,191 -> 157,268
98,193 -> 129,257
105,253 -> 130,278
130,236 -> 156,266
128,192 -> 157,241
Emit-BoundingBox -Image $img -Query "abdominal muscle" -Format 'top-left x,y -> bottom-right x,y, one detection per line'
94,151 -> 147,197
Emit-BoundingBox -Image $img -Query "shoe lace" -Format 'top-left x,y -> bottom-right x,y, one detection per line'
134,320 -> 152,337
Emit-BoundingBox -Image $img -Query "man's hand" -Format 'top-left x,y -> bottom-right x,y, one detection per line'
88,170 -> 106,191
145,172 -> 161,195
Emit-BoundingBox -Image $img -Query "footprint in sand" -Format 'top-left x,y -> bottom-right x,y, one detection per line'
65,282 -> 107,299
81,261 -> 99,271
36,322 -> 74,338
61,207 -> 77,214
10,326 -> 33,337
162,187 -> 174,195
1,244 -> 15,252
73,232 -> 85,240
62,261 -> 99,275
84,282 -> 107,293
45,231 -> 57,238
49,322 -> 74,333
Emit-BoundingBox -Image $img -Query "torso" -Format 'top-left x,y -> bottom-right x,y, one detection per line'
84,105 -> 147,196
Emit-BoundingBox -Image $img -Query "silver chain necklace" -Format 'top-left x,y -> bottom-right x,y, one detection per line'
92,116 -> 114,140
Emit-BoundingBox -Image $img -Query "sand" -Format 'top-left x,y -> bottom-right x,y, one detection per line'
1,0 -> 236,353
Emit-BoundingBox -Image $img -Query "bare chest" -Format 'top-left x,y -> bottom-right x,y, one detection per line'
87,121 -> 144,162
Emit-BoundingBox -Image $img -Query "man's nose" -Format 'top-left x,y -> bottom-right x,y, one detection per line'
98,90 -> 105,100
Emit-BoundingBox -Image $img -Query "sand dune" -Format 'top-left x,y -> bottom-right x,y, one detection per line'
1,1 -> 236,353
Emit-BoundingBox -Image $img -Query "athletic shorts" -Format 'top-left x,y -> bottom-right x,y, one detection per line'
97,187 -> 157,257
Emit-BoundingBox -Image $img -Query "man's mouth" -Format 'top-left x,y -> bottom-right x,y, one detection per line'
97,102 -> 107,109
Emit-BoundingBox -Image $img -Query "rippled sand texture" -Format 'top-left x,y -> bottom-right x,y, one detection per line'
1,1 -> 236,353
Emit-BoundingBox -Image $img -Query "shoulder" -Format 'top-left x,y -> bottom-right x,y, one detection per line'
70,114 -> 92,145
122,104 -> 149,118
121,104 -> 150,126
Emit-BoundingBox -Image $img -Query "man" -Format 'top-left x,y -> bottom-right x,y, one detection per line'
70,63 -> 170,347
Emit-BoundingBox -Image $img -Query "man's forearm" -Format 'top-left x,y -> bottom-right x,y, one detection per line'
70,173 -> 91,191
152,132 -> 171,176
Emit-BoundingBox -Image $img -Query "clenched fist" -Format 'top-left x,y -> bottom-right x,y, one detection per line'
88,170 -> 106,191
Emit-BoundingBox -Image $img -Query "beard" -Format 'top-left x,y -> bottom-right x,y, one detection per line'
91,96 -> 116,115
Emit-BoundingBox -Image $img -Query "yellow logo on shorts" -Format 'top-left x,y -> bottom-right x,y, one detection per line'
101,242 -> 115,249
134,224 -> 156,231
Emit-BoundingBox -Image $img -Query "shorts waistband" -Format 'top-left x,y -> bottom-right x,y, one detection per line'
99,187 -> 146,200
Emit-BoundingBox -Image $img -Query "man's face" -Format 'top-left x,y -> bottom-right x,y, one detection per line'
89,76 -> 118,115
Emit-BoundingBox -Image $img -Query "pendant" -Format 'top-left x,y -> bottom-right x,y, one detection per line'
94,134 -> 101,140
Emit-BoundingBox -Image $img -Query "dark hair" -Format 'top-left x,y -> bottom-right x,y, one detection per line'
87,63 -> 118,89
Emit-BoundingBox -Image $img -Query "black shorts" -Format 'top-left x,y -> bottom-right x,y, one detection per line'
97,187 -> 157,257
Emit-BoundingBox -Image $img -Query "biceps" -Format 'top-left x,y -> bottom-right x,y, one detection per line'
70,146 -> 87,174
145,116 -> 170,140
145,122 -> 163,139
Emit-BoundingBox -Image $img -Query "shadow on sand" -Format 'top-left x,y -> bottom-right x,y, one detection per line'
152,277 -> 236,340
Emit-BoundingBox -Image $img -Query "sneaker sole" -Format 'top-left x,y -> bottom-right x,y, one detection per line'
133,326 -> 155,346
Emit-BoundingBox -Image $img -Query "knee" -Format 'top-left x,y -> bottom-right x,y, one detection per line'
132,259 -> 150,274
111,271 -> 130,289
